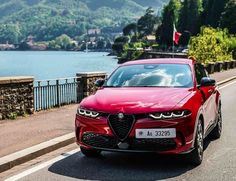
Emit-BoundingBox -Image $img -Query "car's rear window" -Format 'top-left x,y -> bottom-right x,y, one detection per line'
105,64 -> 193,88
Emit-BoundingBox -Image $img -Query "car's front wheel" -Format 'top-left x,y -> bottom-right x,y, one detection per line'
189,119 -> 204,166
80,147 -> 101,157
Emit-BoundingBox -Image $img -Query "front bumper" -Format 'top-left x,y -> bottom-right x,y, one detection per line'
75,113 -> 195,154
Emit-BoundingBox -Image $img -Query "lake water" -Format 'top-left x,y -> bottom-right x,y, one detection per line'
0,51 -> 118,80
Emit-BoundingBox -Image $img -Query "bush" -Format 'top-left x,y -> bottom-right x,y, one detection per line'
227,36 -> 236,60
112,36 -> 129,55
7,112 -> 17,120
188,27 -> 233,64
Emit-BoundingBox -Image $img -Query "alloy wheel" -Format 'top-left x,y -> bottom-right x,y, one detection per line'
196,121 -> 204,160
217,107 -> 222,135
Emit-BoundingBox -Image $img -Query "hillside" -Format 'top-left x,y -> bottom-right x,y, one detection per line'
0,0 -> 168,43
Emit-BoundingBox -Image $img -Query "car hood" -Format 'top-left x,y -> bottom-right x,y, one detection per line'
81,87 -> 193,114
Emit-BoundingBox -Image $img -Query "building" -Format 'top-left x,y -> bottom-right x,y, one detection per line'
87,29 -> 101,35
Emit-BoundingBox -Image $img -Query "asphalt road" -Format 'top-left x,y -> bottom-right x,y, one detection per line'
5,81 -> 236,181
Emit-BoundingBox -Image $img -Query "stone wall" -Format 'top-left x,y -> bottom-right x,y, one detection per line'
0,76 -> 34,120
77,72 -> 107,98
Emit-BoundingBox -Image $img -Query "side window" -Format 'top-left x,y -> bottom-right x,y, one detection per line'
199,64 -> 208,77
194,64 -> 207,85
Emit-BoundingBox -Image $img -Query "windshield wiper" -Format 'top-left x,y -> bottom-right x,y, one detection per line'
103,86 -> 121,88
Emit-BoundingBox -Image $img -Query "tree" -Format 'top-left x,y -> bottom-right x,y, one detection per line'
137,7 -> 158,37
187,0 -> 202,35
97,40 -> 105,49
178,0 -> 189,32
18,41 -> 30,50
48,34 -> 76,50
178,0 -> 202,35
123,23 -> 137,36
158,0 -> 181,46
112,36 -> 129,55
227,36 -> 236,59
0,24 -> 22,44
179,30 -> 191,46
202,0 -> 229,28
220,0 -> 236,34
106,40 -> 112,49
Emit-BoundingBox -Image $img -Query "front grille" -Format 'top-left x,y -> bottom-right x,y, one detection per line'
82,132 -> 117,149
131,138 -> 176,151
108,114 -> 135,140
82,132 -> 176,151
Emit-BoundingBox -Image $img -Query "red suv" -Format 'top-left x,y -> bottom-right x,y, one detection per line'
75,58 -> 222,165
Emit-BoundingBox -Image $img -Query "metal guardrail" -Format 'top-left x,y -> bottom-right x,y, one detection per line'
34,77 -> 82,111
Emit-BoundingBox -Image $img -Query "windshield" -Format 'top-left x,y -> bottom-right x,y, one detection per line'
105,64 -> 193,88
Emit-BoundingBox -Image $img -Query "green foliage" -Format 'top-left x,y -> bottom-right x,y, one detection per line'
187,0 -> 202,35
18,41 -> 30,50
97,40 -> 105,49
178,0 -> 188,32
112,36 -> 129,55
220,0 -> 236,34
178,30 -> 191,46
120,48 -> 144,61
178,0 -> 202,35
202,0 -> 228,28
0,24 -> 22,44
123,23 -> 137,36
137,7 -> 160,38
152,44 -> 159,50
48,34 -> 76,50
133,0 -> 169,7
7,112 -> 17,120
227,36 -> 236,59
188,27 -> 233,64
113,6 -> 162,61
0,0 -> 169,43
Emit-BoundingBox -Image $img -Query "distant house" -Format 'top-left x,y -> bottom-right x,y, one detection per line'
87,29 -> 101,35
29,43 -> 47,51
89,37 -> 96,42
70,40 -> 78,46
0,44 -> 15,50
27,35 -> 34,43
146,35 -> 156,43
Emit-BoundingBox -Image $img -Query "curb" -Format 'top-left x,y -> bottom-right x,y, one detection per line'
217,75 -> 236,86
0,133 -> 75,173
0,76 -> 236,174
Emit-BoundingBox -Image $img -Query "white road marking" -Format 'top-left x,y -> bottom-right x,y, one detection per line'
4,79 -> 236,181
219,80 -> 236,90
4,148 -> 80,181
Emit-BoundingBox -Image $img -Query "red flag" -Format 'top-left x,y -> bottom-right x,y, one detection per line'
173,24 -> 182,45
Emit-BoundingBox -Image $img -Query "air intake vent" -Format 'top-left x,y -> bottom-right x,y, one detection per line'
108,114 -> 135,141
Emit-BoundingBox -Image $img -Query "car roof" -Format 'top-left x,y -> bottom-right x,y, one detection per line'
121,58 -> 195,66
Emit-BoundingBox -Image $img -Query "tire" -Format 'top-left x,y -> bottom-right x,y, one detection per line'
209,106 -> 222,139
188,120 -> 204,166
80,147 -> 101,157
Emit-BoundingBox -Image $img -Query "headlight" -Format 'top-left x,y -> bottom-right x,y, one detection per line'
77,108 -> 100,118
149,110 -> 191,120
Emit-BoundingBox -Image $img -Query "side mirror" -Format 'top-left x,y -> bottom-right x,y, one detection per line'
200,77 -> 216,87
95,79 -> 105,87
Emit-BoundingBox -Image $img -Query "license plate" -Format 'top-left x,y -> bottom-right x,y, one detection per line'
135,128 -> 176,138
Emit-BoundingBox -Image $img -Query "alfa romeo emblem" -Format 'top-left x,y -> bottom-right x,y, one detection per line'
118,113 -> 124,119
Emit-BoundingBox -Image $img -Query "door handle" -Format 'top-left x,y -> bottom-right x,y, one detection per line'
208,89 -> 213,94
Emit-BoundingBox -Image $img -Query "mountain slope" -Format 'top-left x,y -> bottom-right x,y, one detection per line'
0,0 -> 169,43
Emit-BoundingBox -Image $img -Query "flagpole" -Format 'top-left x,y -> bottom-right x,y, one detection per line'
172,40 -> 174,58
172,24 -> 175,58
172,24 -> 182,58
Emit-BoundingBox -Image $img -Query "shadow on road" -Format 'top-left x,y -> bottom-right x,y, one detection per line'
47,148 -> 204,181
